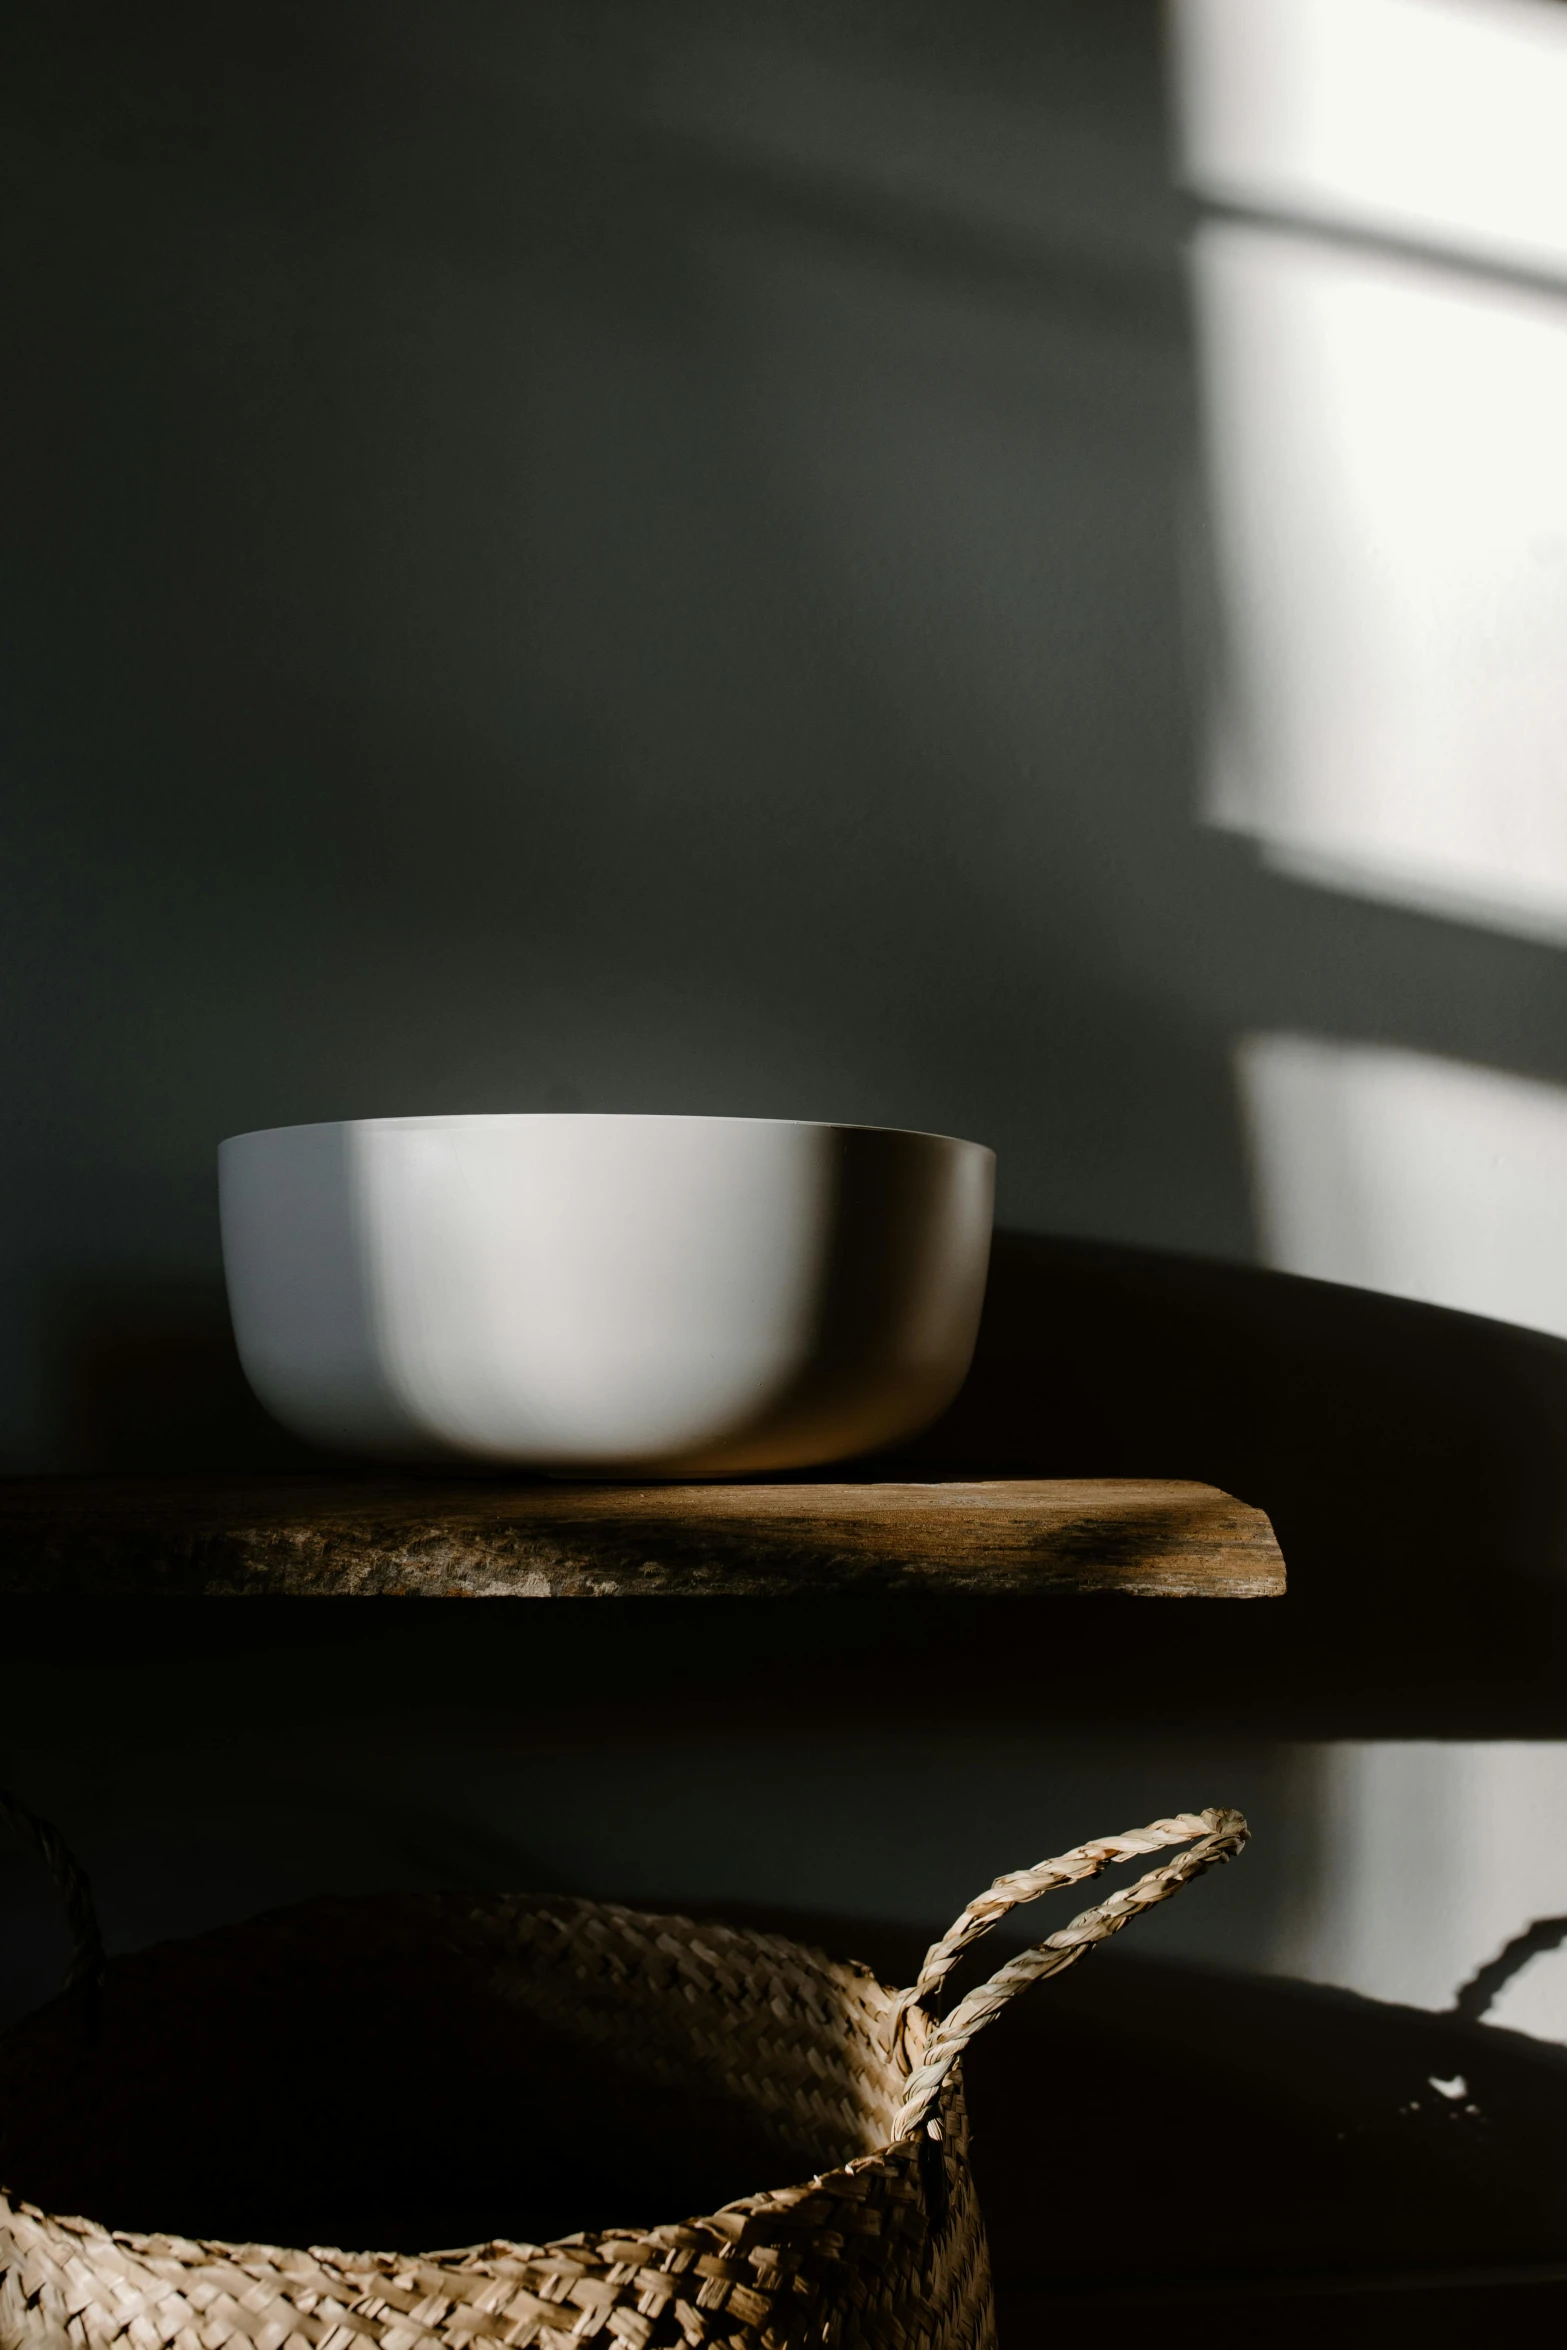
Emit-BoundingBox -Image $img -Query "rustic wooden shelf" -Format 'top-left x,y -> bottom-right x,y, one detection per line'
0,1475 -> 1284,1597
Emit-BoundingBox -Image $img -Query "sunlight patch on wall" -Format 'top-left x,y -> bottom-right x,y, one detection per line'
1193,225 -> 1567,941
1173,0 -> 1567,943
1174,0 -> 1567,281
1239,1035 -> 1567,1341
1273,1742 -> 1567,2045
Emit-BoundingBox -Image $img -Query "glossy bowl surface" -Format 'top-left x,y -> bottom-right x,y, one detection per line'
219,1114 -> 994,1473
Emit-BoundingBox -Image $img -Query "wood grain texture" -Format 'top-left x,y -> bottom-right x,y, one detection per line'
0,1476 -> 1284,1597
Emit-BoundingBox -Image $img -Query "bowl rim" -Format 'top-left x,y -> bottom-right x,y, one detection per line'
219,1113 -> 995,1156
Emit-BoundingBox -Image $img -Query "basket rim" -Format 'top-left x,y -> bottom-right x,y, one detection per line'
0,1884 -> 949,2278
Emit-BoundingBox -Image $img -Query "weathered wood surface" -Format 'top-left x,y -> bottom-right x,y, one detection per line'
0,1476 -> 1284,1597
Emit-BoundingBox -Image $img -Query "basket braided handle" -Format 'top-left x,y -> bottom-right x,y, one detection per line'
893,1806 -> 1248,2138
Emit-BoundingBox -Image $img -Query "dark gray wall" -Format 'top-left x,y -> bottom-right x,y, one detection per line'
4,0 -> 1246,1466
14,0 -> 1562,1471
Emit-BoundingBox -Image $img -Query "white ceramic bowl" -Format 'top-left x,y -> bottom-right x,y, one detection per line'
219,1114 -> 994,1474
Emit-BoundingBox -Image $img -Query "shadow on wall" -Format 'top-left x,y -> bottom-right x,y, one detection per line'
886,1225 -> 1567,1738
971,1940 -> 1567,2333
32,1222 -> 1567,1744
35,1275 -> 316,1474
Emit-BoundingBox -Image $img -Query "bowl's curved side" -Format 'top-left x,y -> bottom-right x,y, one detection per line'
219,1119 -> 994,1471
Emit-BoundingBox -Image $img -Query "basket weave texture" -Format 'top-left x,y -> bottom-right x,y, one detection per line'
0,1808 -> 1247,2350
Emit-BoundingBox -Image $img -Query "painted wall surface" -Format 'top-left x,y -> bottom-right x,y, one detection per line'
17,0 -> 1564,1468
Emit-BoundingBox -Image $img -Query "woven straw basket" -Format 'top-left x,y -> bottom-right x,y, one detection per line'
0,1795 -> 1246,2350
